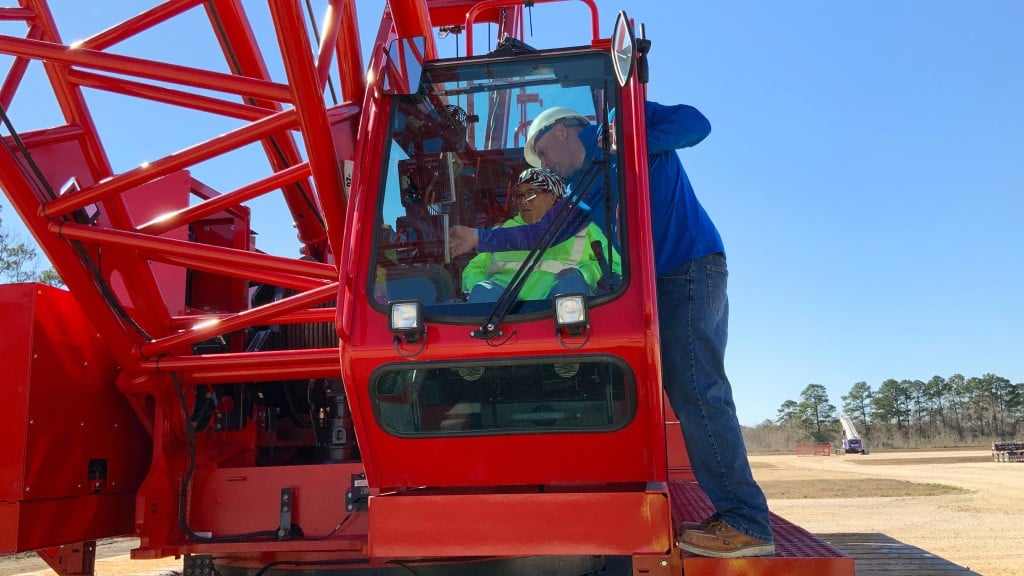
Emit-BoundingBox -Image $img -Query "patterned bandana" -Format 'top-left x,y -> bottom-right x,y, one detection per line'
514,167 -> 566,199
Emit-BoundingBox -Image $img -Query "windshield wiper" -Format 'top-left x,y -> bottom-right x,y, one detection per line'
471,158 -> 608,339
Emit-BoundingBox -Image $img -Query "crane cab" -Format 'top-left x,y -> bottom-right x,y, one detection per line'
336,25 -> 676,558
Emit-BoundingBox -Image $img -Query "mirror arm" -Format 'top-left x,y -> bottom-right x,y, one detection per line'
636,24 -> 651,84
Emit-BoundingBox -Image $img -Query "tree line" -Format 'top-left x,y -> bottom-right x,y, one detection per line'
743,374 -> 1024,452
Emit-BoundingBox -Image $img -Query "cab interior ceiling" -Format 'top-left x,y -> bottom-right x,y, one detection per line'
441,76 -> 558,98
423,52 -> 606,88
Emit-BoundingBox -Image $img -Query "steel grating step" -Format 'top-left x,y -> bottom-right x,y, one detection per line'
668,479 -> 855,576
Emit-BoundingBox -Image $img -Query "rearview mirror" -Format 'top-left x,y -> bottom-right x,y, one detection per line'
611,12 -> 636,87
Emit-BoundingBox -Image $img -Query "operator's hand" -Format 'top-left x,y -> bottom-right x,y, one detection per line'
449,225 -> 478,257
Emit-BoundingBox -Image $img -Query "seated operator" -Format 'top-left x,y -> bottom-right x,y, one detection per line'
461,167 -> 619,302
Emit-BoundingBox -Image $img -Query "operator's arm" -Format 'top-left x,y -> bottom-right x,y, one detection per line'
645,101 -> 711,155
475,199 -> 591,252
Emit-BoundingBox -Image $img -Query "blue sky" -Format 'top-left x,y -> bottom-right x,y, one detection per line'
1,2 -> 1021,425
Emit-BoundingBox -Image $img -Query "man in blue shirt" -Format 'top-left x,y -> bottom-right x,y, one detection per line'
449,102 -> 774,558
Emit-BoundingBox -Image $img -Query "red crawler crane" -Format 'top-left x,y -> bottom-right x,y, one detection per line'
0,2 -> 853,575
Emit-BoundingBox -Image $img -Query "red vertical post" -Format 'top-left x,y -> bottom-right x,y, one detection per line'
269,0 -> 348,263
332,0 -> 366,104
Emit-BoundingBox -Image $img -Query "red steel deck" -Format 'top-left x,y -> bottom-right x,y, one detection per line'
670,480 -> 854,576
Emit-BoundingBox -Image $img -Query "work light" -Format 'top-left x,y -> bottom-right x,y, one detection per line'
388,300 -> 424,343
553,293 -> 588,337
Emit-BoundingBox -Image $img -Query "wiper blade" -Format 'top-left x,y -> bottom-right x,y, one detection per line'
471,159 -> 607,339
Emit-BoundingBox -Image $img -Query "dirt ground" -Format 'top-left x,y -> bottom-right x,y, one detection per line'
0,539 -> 180,576
2,449 -> 1021,576
751,448 -> 1023,576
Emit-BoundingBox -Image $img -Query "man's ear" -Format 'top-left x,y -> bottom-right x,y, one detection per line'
555,122 -> 569,141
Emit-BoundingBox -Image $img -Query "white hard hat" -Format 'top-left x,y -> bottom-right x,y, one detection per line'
523,107 -> 589,167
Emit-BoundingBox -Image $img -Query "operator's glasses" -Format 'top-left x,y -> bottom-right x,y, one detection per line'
510,184 -> 551,205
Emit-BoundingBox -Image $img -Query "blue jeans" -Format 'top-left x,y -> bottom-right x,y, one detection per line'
657,253 -> 773,543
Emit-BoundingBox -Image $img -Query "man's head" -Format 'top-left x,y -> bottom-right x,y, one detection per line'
512,167 -> 565,224
524,107 -> 589,178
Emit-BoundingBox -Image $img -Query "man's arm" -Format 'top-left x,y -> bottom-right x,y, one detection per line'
645,101 -> 711,155
451,197 -> 592,255
479,198 -> 591,251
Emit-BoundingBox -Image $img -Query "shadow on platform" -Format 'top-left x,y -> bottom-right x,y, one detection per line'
817,532 -> 980,576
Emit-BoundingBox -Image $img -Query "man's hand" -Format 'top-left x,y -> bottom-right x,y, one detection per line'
449,225 -> 479,257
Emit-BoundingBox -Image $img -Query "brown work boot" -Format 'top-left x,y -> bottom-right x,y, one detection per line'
678,520 -> 776,558
676,514 -> 719,532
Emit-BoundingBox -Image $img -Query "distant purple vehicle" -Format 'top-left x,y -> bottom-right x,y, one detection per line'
839,415 -> 868,455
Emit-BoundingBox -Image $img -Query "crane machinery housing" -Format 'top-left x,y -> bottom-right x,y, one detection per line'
0,2 -> 854,575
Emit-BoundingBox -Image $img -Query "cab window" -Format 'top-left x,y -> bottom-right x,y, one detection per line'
372,358 -> 635,436
371,51 -> 625,323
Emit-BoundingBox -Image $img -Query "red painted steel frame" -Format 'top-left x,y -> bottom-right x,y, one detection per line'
0,0 -> 355,378
0,0 -> 363,560
0,0 -> 678,565
464,0 -> 600,56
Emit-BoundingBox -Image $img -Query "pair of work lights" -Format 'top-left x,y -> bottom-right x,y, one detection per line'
387,292 -> 588,344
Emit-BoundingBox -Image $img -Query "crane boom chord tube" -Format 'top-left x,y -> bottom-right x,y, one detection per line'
137,163 -> 313,235
142,282 -> 339,356
66,68 -> 275,122
40,109 -> 299,218
50,222 -> 335,280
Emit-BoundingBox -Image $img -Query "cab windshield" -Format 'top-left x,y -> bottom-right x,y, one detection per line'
371,50 -> 625,322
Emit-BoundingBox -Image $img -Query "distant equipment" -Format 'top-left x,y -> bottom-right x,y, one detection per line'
991,441 -> 1024,462
839,414 -> 868,455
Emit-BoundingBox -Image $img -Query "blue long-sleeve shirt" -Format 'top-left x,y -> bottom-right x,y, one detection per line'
478,101 -> 723,275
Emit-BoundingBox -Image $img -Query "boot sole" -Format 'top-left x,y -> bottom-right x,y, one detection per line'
677,541 -> 777,558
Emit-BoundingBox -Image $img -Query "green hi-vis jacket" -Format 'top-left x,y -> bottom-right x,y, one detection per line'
462,214 -> 621,300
